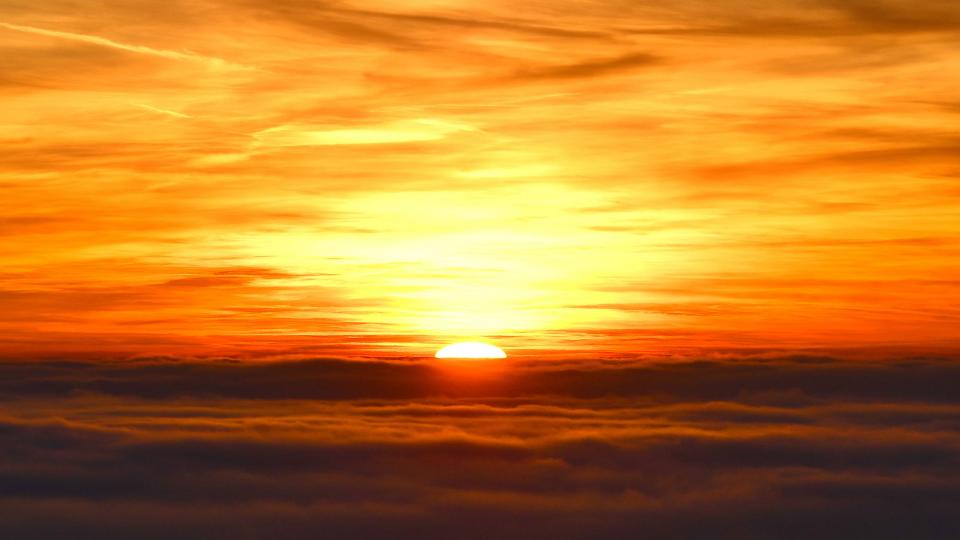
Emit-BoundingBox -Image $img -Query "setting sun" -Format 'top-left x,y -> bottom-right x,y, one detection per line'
434,342 -> 507,359
2,0 -> 960,537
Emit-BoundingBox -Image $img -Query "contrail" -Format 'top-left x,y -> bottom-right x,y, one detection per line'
0,21 -> 254,71
135,104 -> 193,119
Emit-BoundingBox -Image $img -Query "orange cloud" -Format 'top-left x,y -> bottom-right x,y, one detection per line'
1,0 -> 959,358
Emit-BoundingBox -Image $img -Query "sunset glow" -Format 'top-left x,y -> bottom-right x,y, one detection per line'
435,342 -> 507,359
3,1 -> 960,537
2,0 -> 958,360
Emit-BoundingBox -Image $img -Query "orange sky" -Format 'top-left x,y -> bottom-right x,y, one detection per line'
2,0 -> 959,359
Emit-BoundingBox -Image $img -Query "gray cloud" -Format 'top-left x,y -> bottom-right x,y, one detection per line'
1,355 -> 960,538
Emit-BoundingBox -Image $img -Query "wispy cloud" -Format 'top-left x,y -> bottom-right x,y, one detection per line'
1,0 -> 959,357
0,21 -> 254,70
509,52 -> 661,81
134,103 -> 193,118
252,118 -> 481,147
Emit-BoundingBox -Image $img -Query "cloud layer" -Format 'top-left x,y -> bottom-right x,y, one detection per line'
2,355 -> 959,538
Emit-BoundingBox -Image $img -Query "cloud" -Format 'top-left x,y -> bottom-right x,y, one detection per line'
3,0 -> 959,361
0,22 -> 254,71
620,0 -> 960,38
252,119 -> 480,147
3,355 -> 960,403
508,52 -> 661,81
233,0 -> 610,48
690,140 -> 960,182
825,0 -> 960,35
1,355 -> 959,538
135,103 -> 192,118
332,6 -> 611,40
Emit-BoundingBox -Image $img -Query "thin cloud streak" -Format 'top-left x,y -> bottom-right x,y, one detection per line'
0,21 -> 254,70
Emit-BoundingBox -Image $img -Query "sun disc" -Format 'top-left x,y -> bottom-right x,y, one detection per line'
435,342 -> 506,359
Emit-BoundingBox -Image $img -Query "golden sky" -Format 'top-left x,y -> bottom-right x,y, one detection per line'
2,0 -> 959,359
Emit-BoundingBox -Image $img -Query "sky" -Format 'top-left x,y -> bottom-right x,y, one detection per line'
2,1 -> 960,537
2,0 -> 959,359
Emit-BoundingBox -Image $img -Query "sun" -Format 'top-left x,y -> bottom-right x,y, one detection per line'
435,342 -> 506,359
